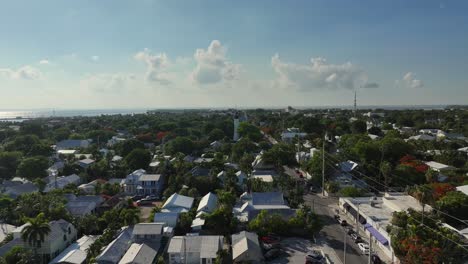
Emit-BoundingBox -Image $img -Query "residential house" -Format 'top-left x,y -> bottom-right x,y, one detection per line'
233,192 -> 295,222
124,169 -> 146,194
217,170 -> 247,187
118,243 -> 157,264
0,219 -> 77,262
56,139 -> 91,150
161,193 -> 194,213
65,195 -> 105,217
251,170 -> 277,183
137,174 -> 164,197
44,174 -> 81,192
231,231 -> 263,263
190,166 -> 211,178
191,193 -> 218,231
252,152 -> 275,170
167,235 -> 223,264
0,224 -> 16,243
96,223 -> 165,264
0,181 -> 38,199
78,179 -> 106,194
154,212 -> 179,228
281,128 -> 307,143
50,235 -> 99,264
77,158 -> 95,169
107,136 -> 126,147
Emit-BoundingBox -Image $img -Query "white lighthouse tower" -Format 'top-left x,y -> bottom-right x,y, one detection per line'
233,113 -> 240,141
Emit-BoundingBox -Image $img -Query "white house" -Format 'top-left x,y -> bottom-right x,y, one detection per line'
154,212 -> 179,228
167,235 -> 223,264
124,169 -> 165,197
118,243 -> 157,264
161,193 -> 194,213
50,235 -> 99,264
231,231 -> 263,263
0,219 -> 77,262
77,158 -> 95,169
281,128 -> 307,143
191,193 -> 218,231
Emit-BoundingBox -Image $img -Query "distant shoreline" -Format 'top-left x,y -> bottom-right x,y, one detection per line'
0,105 -> 465,120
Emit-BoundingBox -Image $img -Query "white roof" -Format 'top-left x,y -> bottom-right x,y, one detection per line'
139,174 -> 162,181
118,243 -> 157,264
57,149 -> 78,155
167,236 -> 222,259
162,193 -> 194,211
197,192 -> 218,213
78,158 -> 95,164
232,231 -> 263,261
50,235 -> 98,264
456,185 -> 468,196
424,161 -> 454,171
0,224 -> 16,243
191,217 -> 205,228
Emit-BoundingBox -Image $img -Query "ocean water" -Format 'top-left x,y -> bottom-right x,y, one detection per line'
0,109 -> 148,121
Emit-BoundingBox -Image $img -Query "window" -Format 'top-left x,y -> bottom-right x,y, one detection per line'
68,227 -> 71,234
63,235 -> 67,241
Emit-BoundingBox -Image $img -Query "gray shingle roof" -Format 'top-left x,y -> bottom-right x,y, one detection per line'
251,192 -> 285,206
132,223 -> 163,236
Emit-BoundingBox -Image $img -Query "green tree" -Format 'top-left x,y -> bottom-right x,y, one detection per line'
119,209 -> 140,226
124,149 -> 151,170
237,122 -> 262,142
165,137 -> 194,155
21,213 -> 51,260
339,186 -> 365,197
115,139 -> 145,157
208,128 -> 226,141
16,156 -> 49,180
351,120 -> 367,134
262,143 -> 297,168
0,151 -> 22,180
3,246 -> 35,264
436,191 -> 468,226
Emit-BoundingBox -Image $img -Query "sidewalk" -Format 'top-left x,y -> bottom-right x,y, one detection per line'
315,237 -> 343,264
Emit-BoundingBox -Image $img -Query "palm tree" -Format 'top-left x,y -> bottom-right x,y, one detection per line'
21,213 -> 50,263
120,209 -> 140,226
413,186 -> 433,225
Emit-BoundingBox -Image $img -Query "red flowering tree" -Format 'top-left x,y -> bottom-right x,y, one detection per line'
401,236 -> 442,264
156,131 -> 169,141
430,183 -> 455,200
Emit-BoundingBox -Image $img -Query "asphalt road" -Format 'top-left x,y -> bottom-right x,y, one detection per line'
304,194 -> 369,264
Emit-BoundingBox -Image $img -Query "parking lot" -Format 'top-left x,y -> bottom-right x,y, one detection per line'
266,237 -> 315,264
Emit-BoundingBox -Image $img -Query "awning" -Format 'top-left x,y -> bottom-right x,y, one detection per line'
364,224 -> 388,245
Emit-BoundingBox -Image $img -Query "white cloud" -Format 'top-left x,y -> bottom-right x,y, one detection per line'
134,49 -> 171,85
271,54 -> 371,91
397,72 -> 424,89
191,40 -> 241,85
80,73 -> 135,93
0,65 -> 42,80
39,59 -> 50,65
91,55 -> 100,61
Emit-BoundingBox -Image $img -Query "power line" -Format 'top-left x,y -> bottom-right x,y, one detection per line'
322,153 -> 468,228
325,151 -> 468,227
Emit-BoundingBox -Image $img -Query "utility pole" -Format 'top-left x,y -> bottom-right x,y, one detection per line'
343,228 -> 347,264
355,202 -> 360,236
368,234 -> 373,264
321,132 -> 326,196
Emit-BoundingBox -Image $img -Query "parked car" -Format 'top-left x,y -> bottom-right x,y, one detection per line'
136,198 -> 155,206
358,243 -> 370,255
350,233 -> 363,243
340,220 -> 348,226
371,254 -> 382,264
131,195 -> 144,201
305,250 -> 325,263
260,234 -> 281,244
264,249 -> 282,260
334,215 -> 341,222
262,242 -> 281,251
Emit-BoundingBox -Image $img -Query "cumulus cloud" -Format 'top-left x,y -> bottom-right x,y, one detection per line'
0,65 -> 42,80
271,54 -> 371,91
191,40 -> 241,84
362,82 -> 379,88
397,72 -> 424,89
39,59 -> 50,65
91,55 -> 99,61
80,73 -> 135,92
134,49 -> 171,85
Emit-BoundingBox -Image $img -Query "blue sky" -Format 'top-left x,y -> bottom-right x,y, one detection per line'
0,0 -> 467,109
